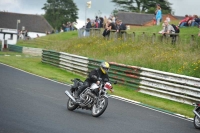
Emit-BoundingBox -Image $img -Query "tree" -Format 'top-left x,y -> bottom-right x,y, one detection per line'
42,0 -> 78,30
111,0 -> 172,14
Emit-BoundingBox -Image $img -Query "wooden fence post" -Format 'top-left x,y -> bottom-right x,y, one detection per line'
152,33 -> 156,44
132,32 -> 135,42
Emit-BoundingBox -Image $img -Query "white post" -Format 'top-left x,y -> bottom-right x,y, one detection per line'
16,20 -> 20,33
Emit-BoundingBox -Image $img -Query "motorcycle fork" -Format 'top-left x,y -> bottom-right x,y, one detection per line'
194,106 -> 200,119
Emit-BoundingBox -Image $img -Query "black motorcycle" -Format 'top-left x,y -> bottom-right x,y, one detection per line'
65,78 -> 116,117
193,103 -> 200,129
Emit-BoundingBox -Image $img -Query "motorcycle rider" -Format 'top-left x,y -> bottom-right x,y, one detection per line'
74,61 -> 110,101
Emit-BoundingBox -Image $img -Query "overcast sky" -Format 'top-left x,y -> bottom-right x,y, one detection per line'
0,0 -> 199,28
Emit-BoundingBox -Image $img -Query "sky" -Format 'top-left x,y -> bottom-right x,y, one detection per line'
0,0 -> 199,28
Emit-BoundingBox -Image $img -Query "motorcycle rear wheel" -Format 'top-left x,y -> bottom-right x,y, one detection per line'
67,98 -> 78,111
91,96 -> 108,117
194,110 -> 200,129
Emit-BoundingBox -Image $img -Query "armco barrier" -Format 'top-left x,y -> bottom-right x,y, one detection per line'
109,62 -> 200,104
8,45 -> 23,53
42,50 -> 200,105
23,47 -> 42,56
7,45 -> 42,56
59,52 -> 89,75
42,50 -> 89,75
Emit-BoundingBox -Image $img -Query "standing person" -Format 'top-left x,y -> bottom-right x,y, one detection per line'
60,27 -> 64,32
95,16 -> 99,28
62,24 -> 66,31
85,18 -> 92,36
103,16 -> 108,28
24,30 -> 28,40
102,20 -> 116,37
99,17 -> 104,28
116,20 -> 126,32
155,4 -> 162,26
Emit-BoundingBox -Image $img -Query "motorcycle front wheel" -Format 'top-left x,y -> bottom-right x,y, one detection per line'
92,96 -> 108,117
194,110 -> 200,129
67,98 -> 78,111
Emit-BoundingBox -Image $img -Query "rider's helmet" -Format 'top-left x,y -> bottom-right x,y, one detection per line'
100,62 -> 110,74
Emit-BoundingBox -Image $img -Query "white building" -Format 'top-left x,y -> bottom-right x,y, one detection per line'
0,12 -> 53,45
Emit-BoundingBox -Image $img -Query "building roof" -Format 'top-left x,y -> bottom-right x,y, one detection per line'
0,12 -> 53,33
173,15 -> 185,20
117,12 -> 154,26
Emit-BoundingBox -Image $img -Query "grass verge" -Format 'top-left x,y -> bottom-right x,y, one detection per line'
0,51 -> 194,118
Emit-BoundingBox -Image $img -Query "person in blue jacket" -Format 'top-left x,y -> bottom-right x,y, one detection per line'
155,4 -> 162,26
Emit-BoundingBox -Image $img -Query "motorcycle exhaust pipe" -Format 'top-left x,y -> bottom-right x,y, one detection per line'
65,90 -> 76,103
193,109 -> 200,119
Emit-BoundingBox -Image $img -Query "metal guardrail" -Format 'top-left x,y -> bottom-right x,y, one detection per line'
42,50 -> 89,75
109,62 -> 200,104
42,50 -> 200,104
8,45 -> 23,53
59,52 -> 89,75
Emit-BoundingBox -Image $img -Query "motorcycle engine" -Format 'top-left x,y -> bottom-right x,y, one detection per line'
80,90 -> 96,107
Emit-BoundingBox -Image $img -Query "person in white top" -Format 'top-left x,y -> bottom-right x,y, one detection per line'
166,15 -> 170,22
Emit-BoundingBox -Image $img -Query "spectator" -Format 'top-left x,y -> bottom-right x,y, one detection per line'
159,20 -> 175,35
95,16 -> 99,28
155,4 -> 162,25
20,30 -> 24,39
112,15 -> 116,23
46,31 -> 50,35
85,18 -> 92,36
60,27 -> 64,32
115,16 -> 118,22
24,30 -> 28,40
68,22 -> 72,31
102,19 -> 116,37
186,15 -> 194,26
190,15 -> 200,27
178,15 -> 189,27
99,17 -> 104,28
116,20 -> 126,33
62,24 -> 66,31
91,19 -> 95,28
159,23 -> 166,33
166,15 -> 170,23
71,22 -> 76,31
103,16 -> 108,28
